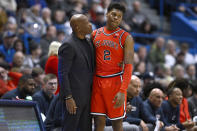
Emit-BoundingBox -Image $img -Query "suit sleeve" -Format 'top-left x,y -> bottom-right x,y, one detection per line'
143,101 -> 157,124
58,43 -> 75,99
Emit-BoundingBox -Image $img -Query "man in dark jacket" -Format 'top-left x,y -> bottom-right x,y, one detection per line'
32,74 -> 57,116
44,94 -> 64,131
162,87 -> 184,130
125,75 -> 149,131
58,14 -> 94,131
1,74 -> 35,100
144,88 -> 178,131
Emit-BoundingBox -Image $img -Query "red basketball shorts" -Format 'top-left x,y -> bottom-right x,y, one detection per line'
91,75 -> 127,120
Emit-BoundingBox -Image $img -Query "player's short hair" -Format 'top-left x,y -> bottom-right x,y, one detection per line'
107,2 -> 126,14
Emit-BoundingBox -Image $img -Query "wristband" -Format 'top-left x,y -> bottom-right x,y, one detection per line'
120,64 -> 133,93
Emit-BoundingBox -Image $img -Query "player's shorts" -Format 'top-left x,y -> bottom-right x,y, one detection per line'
91,75 -> 126,120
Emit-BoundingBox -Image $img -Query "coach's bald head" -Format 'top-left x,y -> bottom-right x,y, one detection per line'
70,14 -> 92,39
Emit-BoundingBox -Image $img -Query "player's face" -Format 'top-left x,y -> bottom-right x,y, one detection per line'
106,9 -> 123,29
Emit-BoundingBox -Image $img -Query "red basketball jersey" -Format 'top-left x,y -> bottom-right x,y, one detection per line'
92,27 -> 129,76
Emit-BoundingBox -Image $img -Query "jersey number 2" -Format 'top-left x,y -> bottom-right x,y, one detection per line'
104,50 -> 111,60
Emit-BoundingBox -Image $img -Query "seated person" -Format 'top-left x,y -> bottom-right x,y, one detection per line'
124,75 -> 149,131
1,74 -> 35,100
188,81 -> 197,122
44,94 -> 64,131
168,79 -> 197,130
162,87 -> 184,130
143,88 -> 177,131
32,74 -> 57,116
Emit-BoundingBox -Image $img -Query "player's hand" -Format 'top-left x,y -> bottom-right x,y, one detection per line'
113,92 -> 125,108
65,98 -> 77,115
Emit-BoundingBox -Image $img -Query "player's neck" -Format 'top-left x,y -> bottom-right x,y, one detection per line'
106,25 -> 119,31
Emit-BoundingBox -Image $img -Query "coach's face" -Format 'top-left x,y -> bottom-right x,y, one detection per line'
80,16 -> 93,35
106,9 -> 123,29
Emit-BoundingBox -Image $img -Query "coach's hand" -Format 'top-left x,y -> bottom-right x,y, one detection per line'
113,92 -> 125,108
65,98 -> 77,115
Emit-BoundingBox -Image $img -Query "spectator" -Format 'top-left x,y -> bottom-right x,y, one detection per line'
25,3 -> 46,36
31,67 -> 45,93
133,61 -> 146,77
0,31 -> 16,63
133,52 -> 140,67
5,16 -> 18,34
13,39 -> 26,54
188,82 -> 197,120
0,0 -> 17,13
124,1 -> 149,31
162,87 -> 184,130
154,63 -> 165,82
52,9 -> 71,36
175,52 -> 186,67
45,41 -> 61,94
137,46 -> 147,63
32,74 -> 57,116
125,75 -> 149,131
168,79 -> 196,130
185,64 -> 196,81
180,43 -> 195,65
11,51 -> 25,73
1,74 -> 35,100
92,6 -> 106,28
42,7 -> 52,26
0,66 -> 15,97
165,40 -> 177,68
158,65 -> 174,88
57,30 -> 67,43
23,42 -> 42,69
89,0 -> 102,22
40,25 -> 57,57
173,64 -> 185,79
148,37 -> 165,71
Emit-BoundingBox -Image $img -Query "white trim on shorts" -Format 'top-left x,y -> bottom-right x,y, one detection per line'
91,101 -> 126,120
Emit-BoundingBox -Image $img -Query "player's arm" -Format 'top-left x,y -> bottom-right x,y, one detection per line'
120,35 -> 134,93
113,35 -> 134,108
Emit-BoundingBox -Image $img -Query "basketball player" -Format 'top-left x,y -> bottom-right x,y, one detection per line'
91,2 -> 134,131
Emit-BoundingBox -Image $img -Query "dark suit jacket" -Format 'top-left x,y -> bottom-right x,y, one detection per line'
32,90 -> 54,116
1,88 -> 27,100
58,33 -> 94,106
44,95 -> 64,131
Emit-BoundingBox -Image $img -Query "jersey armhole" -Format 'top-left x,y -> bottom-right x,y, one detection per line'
120,32 -> 130,48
